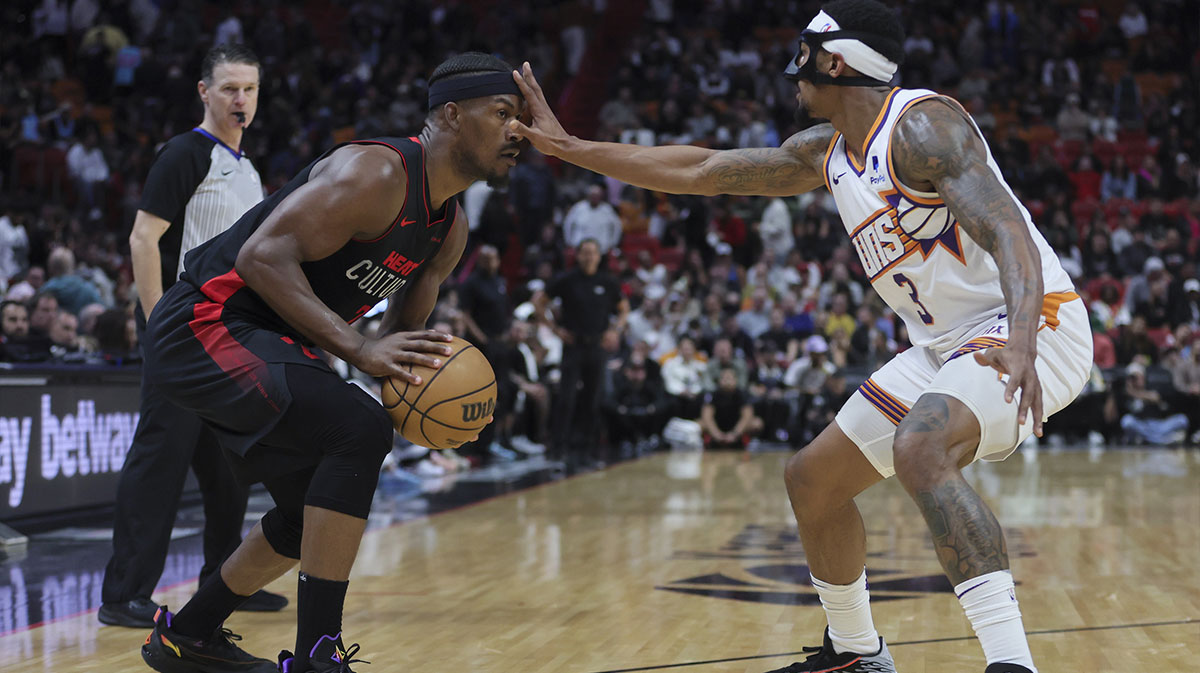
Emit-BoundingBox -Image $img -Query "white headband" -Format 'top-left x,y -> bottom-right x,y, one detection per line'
805,10 -> 898,83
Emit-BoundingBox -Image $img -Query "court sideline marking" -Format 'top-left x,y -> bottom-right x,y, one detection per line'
583,618 -> 1199,673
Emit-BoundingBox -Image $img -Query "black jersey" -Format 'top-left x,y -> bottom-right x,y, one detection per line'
180,136 -> 456,338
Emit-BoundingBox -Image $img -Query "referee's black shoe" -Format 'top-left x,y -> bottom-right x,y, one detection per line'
235,590 -> 289,612
984,665 -> 1034,673
98,596 -> 159,627
141,607 -> 277,673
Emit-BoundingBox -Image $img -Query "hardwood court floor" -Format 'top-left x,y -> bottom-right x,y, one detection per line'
4,447 -> 1198,672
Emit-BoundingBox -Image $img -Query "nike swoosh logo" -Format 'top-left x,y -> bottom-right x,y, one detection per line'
221,169 -> 233,176
399,217 -> 416,227
833,171 -> 846,184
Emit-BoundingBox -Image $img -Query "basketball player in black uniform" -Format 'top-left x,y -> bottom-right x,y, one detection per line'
102,44 -> 288,629
138,52 -> 522,673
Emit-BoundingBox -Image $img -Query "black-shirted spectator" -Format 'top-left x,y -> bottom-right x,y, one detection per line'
548,239 -> 628,461
28,291 -> 59,339
605,360 -> 667,455
0,299 -> 50,362
700,367 -> 763,449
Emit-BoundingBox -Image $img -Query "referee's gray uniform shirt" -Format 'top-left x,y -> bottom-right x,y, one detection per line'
139,127 -> 263,286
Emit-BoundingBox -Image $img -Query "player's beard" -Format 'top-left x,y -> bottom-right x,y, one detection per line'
793,92 -> 824,129
456,146 -> 511,190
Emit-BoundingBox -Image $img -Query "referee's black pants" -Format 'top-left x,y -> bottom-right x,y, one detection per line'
101,307 -> 248,604
552,340 -> 606,456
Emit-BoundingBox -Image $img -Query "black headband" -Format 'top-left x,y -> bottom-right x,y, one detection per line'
428,72 -> 521,110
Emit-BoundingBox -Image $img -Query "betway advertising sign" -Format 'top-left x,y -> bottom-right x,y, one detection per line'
0,381 -> 141,521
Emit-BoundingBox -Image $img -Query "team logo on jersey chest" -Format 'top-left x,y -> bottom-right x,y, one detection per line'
850,196 -> 965,281
345,251 -> 423,299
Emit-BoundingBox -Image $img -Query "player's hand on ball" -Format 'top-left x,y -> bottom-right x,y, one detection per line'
356,330 -> 454,383
974,346 -> 1044,437
509,62 -> 569,156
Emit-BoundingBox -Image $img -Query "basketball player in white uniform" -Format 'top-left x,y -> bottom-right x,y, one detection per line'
508,1 -> 1091,671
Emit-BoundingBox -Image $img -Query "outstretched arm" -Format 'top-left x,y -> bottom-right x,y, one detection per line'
892,98 -> 1045,435
510,62 -> 832,197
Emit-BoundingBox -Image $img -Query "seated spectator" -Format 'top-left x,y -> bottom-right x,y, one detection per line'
1172,278 -> 1200,329
1092,329 -> 1117,369
705,336 -> 748,391
1101,154 -> 1137,202
1166,342 -> 1200,444
92,307 -> 138,364
760,307 -> 799,364
785,334 -> 838,396
49,309 -> 87,359
803,369 -> 854,436
1114,315 -> 1160,365
563,186 -> 622,255
1081,231 -> 1121,279
736,286 -> 771,339
604,360 -> 667,454
1054,92 -> 1088,141
748,339 -> 791,441
1125,256 -> 1167,313
823,293 -> 857,340
504,321 -> 550,455
0,299 -> 50,362
598,86 -> 639,130
28,291 -> 59,340
5,266 -> 44,303
700,367 -> 762,449
40,246 -> 103,314
1119,361 -> 1189,445
661,336 -> 707,419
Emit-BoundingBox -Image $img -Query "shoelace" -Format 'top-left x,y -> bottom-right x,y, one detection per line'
330,642 -> 369,672
773,644 -> 835,672
208,627 -> 251,657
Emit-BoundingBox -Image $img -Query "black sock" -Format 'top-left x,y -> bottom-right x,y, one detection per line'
172,571 -> 251,639
295,572 -> 349,666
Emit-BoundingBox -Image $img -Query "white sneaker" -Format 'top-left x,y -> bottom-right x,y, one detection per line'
510,435 -> 546,455
440,448 -> 472,471
414,458 -> 446,477
1087,431 -> 1106,448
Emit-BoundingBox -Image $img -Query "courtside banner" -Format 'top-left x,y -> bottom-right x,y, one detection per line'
0,370 -> 143,521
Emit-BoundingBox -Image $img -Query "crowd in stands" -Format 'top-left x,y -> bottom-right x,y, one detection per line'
1,1 -> 1198,475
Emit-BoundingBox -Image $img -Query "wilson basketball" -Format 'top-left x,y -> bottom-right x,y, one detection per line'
380,336 -> 496,450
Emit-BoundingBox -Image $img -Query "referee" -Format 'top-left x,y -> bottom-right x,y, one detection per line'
100,44 -> 286,627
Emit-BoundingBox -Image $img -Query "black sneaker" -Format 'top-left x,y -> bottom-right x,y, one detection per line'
141,606 -> 277,672
235,590 -> 289,613
278,633 -> 369,672
764,628 -> 896,672
984,664 -> 1034,673
98,596 -> 159,627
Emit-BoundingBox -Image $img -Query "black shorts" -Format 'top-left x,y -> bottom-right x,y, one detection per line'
143,282 -> 389,484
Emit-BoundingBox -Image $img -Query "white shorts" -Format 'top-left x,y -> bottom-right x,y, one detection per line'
835,293 -> 1092,478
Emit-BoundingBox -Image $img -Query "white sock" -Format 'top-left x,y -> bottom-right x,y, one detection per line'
955,570 -> 1038,672
811,568 -> 880,655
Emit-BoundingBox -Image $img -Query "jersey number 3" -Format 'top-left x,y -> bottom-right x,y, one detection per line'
893,273 -> 934,325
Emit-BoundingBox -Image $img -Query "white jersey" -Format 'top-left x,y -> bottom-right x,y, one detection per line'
822,87 -> 1075,352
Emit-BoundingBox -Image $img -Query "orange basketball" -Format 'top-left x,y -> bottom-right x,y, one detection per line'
380,336 -> 496,450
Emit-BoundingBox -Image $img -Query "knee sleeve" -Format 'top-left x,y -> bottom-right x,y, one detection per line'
302,397 -> 393,519
261,505 -> 304,559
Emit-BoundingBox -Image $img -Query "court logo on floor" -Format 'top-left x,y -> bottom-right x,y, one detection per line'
655,524 -> 1002,606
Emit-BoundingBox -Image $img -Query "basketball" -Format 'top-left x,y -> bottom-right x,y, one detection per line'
380,336 -> 496,450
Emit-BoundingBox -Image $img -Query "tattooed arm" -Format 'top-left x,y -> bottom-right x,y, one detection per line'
891,99 -> 1046,435
510,62 -> 832,196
